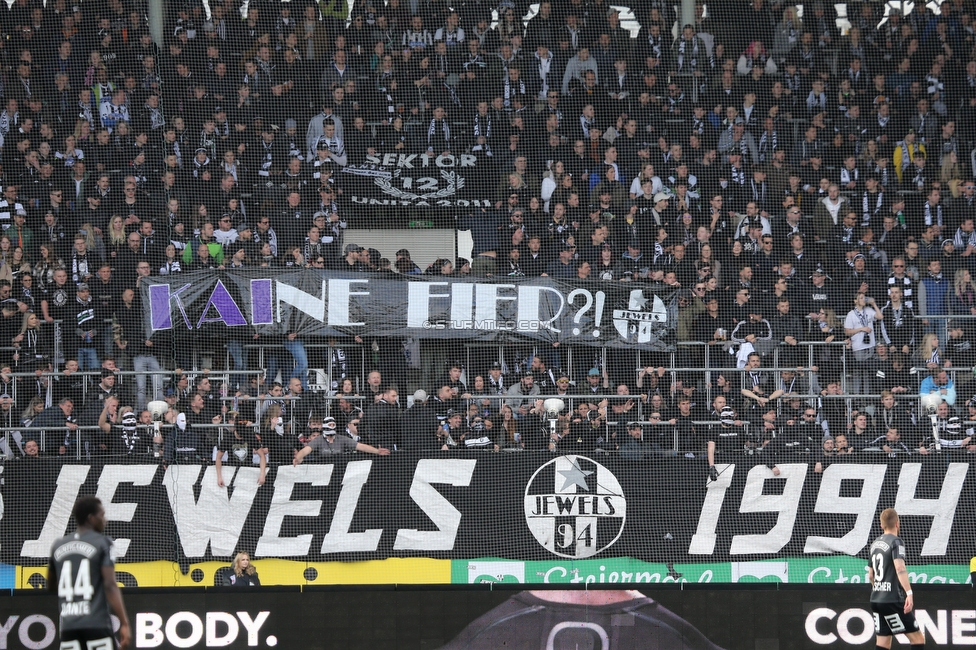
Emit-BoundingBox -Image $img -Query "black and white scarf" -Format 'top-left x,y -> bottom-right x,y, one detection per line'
915,112 -> 931,142
872,161 -> 890,187
757,130 -> 777,161
897,141 -> 922,171
427,118 -> 450,149
806,90 -> 827,112
580,115 -> 595,138
647,34 -> 663,59
0,109 -> 16,142
784,72 -> 802,93
501,78 -> 526,109
473,112 -> 492,139
923,202 -> 944,229
730,165 -> 746,185
862,190 -> 884,226
750,180 -> 767,205
78,100 -> 95,129
145,103 -> 166,130
200,130 -> 217,158
840,166 -> 859,187
676,37 -> 699,71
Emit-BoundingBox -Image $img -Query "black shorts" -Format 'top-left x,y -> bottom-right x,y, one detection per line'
60,629 -> 116,650
871,602 -> 919,636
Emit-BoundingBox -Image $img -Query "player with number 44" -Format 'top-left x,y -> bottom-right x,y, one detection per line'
49,496 -> 132,650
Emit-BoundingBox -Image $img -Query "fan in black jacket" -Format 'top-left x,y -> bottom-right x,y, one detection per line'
364,385 -> 401,449
880,287 -> 918,355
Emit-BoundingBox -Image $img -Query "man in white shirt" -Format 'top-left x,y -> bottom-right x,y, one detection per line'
845,291 -> 885,396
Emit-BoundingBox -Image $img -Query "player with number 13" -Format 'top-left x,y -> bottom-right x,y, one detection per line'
868,508 -> 925,650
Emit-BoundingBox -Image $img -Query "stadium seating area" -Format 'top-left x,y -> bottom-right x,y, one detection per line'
1,0 -> 976,464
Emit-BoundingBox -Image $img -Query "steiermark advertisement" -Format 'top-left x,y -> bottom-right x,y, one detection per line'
454,557 -> 972,585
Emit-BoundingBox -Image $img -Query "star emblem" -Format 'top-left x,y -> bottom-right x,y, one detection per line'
558,462 -> 593,492
628,290 -> 648,311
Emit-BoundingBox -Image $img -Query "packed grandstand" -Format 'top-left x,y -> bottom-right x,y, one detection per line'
1,0 -> 976,589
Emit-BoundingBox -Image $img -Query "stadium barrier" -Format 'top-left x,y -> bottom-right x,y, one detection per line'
1,584 -> 973,649
4,454 -> 973,590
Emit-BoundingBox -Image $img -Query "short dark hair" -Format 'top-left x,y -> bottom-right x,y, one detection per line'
72,496 -> 102,528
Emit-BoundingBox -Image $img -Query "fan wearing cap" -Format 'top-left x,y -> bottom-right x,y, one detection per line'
504,372 -> 542,419
435,409 -> 466,451
294,416 -> 391,463
938,237 -> 962,279
577,367 -> 609,401
87,368 -> 121,409
71,283 -> 101,371
844,252 -> 883,303
335,242 -> 367,271
543,242 -> 578,279
618,421 -> 655,460
730,305 -> 773,361
215,411 -> 268,487
801,263 -> 835,318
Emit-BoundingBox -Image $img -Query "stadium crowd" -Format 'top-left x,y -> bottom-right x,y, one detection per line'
1,0 -> 976,470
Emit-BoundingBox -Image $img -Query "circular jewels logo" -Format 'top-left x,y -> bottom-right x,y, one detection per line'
523,455 -> 627,559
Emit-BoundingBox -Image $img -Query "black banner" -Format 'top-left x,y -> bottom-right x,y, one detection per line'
2,455 -> 972,566
140,269 -> 678,349
340,152 -> 491,210
2,586 -> 974,649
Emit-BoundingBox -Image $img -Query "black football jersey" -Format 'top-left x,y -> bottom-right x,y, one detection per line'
49,530 -> 115,632
870,532 -> 907,603
439,591 -> 724,649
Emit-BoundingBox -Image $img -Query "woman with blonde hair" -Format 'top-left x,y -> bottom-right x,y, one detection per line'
914,332 -> 943,370
105,215 -> 127,264
772,6 -> 802,59
224,552 -> 260,586
940,151 -> 964,197
11,312 -> 49,370
79,223 -> 106,262
73,119 -> 93,149
951,267 -> 976,316
20,395 -> 46,426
